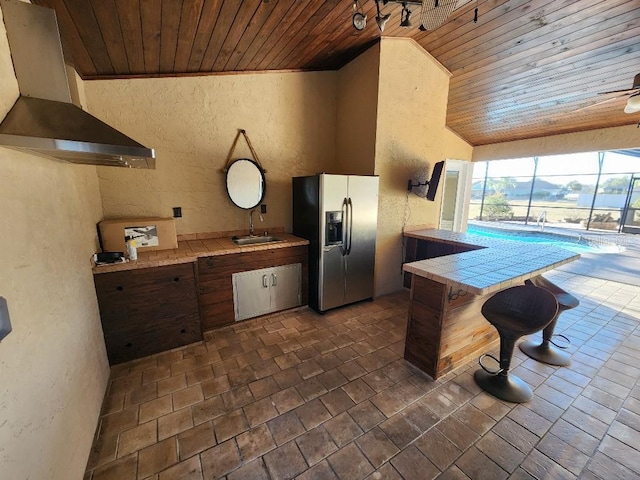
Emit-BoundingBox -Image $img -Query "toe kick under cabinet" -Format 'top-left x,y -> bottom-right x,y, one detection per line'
94,263 -> 202,365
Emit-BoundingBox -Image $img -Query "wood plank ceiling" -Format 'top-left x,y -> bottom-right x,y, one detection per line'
30,0 -> 640,146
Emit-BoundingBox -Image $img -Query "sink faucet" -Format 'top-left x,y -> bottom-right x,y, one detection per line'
249,209 -> 264,236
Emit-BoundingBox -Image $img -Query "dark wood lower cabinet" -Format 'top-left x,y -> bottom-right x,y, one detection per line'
93,245 -> 309,363
94,263 -> 202,365
198,246 -> 309,331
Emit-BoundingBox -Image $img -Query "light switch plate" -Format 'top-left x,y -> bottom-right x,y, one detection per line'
0,297 -> 12,342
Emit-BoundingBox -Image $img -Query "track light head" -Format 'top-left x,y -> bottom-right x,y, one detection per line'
376,13 -> 391,31
352,0 -> 367,31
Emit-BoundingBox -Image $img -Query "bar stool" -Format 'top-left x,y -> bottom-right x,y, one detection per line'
519,275 -> 579,367
475,285 -> 558,403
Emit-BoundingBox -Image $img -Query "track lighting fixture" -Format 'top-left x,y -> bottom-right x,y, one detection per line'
352,0 -> 367,31
360,0 -> 478,33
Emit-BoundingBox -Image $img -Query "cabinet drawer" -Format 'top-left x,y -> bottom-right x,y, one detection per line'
198,253 -> 241,272
198,247 -> 308,276
95,263 -> 197,307
104,315 -> 201,365
100,302 -> 200,337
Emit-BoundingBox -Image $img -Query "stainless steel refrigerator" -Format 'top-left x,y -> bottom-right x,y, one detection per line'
293,174 -> 379,313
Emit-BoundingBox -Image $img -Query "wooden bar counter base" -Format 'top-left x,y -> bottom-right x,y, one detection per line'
402,228 -> 580,380
405,275 -> 497,379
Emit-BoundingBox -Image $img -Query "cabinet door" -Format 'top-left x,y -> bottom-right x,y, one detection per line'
270,264 -> 302,313
233,267 -> 272,321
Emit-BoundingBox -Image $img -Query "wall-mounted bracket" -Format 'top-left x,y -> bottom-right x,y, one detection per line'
0,297 -> 12,342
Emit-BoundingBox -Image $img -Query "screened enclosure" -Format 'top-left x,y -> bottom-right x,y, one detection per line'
470,150 -> 640,232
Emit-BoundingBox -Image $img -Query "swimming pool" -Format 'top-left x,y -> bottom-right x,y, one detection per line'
466,224 -> 625,254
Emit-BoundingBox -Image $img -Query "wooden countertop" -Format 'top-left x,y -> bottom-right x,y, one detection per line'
403,229 -> 580,296
93,233 -> 309,274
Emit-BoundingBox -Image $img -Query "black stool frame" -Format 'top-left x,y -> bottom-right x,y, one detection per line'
474,285 -> 558,403
519,276 -> 579,367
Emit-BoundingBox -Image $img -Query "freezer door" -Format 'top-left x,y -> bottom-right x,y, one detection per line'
344,175 -> 379,305
318,174 -> 348,311
320,246 -> 346,311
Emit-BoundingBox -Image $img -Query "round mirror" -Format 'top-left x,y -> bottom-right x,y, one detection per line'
225,158 -> 265,209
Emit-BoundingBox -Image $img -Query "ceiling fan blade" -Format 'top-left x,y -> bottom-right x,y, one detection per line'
598,73 -> 640,95
574,95 -> 625,113
598,88 -> 639,96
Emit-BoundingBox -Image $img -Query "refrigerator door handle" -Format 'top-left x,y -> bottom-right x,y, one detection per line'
340,197 -> 348,256
346,197 -> 353,255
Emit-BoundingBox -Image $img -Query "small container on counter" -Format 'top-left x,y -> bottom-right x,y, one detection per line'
125,236 -> 138,261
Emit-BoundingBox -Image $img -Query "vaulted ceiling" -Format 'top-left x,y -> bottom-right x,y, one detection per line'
31,0 -> 640,146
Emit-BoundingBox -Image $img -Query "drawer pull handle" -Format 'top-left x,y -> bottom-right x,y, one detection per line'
116,286 -> 124,291
180,329 -> 186,334
173,277 -> 180,282
272,273 -> 277,286
125,342 -> 132,348
262,275 -> 268,288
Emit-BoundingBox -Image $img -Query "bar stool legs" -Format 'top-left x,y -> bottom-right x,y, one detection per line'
519,276 -> 579,367
474,285 -> 558,403
475,328 -> 535,403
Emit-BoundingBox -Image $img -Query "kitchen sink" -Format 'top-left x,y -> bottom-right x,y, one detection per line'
232,235 -> 284,245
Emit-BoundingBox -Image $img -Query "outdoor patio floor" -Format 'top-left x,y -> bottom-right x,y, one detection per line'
85,270 -> 640,480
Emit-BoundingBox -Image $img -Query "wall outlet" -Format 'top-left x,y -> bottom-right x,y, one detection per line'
0,297 -> 12,342
260,204 -> 267,214
173,207 -> 182,218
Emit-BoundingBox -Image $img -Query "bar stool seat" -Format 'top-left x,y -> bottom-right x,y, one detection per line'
475,285 -> 558,403
519,275 -> 579,366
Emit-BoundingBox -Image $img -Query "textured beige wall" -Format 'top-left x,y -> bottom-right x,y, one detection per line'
335,44 -> 380,175
84,72 -> 337,234
443,127 -> 474,161
472,124 -> 640,161
0,6 -> 109,479
373,38 -> 454,295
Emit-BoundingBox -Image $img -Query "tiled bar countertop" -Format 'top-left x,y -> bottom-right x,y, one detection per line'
93,232 -> 309,274
403,228 -> 580,295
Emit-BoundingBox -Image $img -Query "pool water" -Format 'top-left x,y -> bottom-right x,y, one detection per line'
466,224 -> 625,254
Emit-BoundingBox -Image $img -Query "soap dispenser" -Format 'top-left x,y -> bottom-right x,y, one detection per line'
125,236 -> 138,261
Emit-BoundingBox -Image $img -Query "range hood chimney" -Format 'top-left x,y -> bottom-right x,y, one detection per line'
0,0 -> 155,168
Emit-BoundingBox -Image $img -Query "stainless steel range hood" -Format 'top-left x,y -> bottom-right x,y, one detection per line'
0,0 -> 155,168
